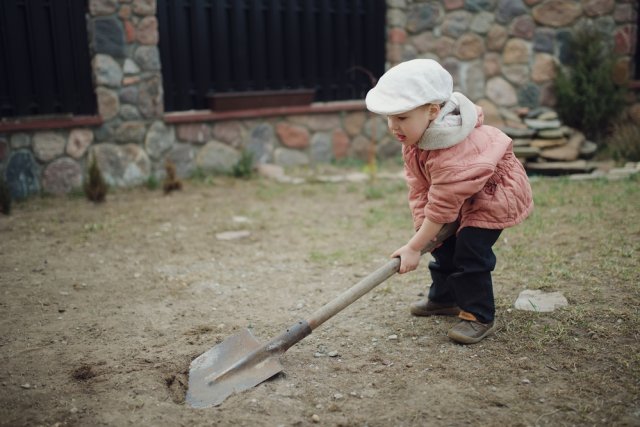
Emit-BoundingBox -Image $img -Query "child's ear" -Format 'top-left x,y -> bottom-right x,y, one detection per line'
427,104 -> 441,120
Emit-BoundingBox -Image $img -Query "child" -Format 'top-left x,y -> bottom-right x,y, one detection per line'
365,59 -> 533,344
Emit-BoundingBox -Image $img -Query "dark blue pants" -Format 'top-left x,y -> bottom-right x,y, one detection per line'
427,227 -> 502,323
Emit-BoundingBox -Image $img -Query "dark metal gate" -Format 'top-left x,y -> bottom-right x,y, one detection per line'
0,0 -> 96,118
158,0 -> 386,112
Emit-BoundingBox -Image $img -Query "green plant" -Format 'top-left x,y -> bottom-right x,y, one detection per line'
604,121 -> 640,162
84,156 -> 108,203
232,150 -> 254,179
554,25 -> 626,143
0,175 -> 11,215
146,174 -> 159,190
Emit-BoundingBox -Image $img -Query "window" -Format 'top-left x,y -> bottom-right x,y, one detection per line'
158,0 -> 386,112
0,0 -> 96,118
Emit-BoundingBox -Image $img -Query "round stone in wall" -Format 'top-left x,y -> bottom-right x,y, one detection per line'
33,132 -> 66,162
91,143 -> 151,187
5,150 -> 40,200
42,158 -> 82,195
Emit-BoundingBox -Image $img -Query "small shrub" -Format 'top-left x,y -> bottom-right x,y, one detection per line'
84,157 -> 108,203
604,122 -> 640,162
146,174 -> 159,190
0,175 -> 11,215
554,24 -> 626,143
232,150 -> 254,179
163,159 -> 183,194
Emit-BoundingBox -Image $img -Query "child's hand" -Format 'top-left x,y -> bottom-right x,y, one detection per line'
391,245 -> 421,274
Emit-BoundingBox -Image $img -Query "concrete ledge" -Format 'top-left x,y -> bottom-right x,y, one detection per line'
164,100 -> 367,124
0,115 -> 103,132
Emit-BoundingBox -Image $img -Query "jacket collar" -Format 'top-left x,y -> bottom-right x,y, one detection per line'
417,92 -> 478,150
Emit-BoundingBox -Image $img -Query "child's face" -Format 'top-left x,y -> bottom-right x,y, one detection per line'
387,104 -> 440,146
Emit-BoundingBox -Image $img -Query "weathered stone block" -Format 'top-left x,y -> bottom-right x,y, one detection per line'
67,129 -> 94,159
42,158 -> 83,195
5,151 -> 40,200
212,121 -> 244,147
96,87 -> 120,120
442,11 -> 472,38
177,123 -> 211,144
406,3 -> 442,33
503,38 -> 530,64
332,129 -> 350,160
136,16 -> 158,45
310,132 -> 333,164
246,123 -> 275,164
93,54 -> 123,87
274,147 -> 309,167
165,143 -> 196,179
92,17 -> 126,57
33,132 -> 66,162
486,24 -> 508,51
91,143 -> 151,187
196,140 -> 241,174
134,46 -> 161,71
116,121 -> 147,143
532,0 -> 582,27
89,0 -> 117,16
276,122 -> 310,149
486,77 -> 518,106
132,0 -> 156,15
496,0 -> 528,24
531,53 -> 556,83
454,33 -> 485,60
145,121 -> 174,160
138,76 -> 163,119
583,0 -> 615,17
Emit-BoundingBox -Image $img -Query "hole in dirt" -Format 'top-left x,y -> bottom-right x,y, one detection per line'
165,370 -> 189,404
72,364 -> 97,381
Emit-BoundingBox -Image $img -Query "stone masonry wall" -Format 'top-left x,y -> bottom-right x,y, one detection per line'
386,0 -> 638,118
0,0 -> 638,199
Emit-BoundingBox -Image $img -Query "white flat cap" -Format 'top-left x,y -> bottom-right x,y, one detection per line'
366,59 -> 453,115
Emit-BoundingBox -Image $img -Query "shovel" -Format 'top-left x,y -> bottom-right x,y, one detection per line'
186,222 -> 458,408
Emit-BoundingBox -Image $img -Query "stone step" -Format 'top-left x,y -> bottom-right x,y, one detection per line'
525,160 -> 597,175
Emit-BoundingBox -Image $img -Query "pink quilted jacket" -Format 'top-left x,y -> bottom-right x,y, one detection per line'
403,108 -> 533,231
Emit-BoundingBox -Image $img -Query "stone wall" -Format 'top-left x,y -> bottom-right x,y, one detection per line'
386,0 -> 638,116
0,0 -> 638,200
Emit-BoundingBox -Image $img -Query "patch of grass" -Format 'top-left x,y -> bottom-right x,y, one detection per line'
309,249 -> 346,264
364,185 -> 385,200
189,168 -> 216,186
146,174 -> 159,190
255,181 -> 287,200
231,150 -> 254,179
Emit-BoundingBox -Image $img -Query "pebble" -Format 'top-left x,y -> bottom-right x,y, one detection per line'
215,230 -> 251,241
327,351 -> 339,357
311,414 -> 320,423
521,378 -> 531,384
388,334 -> 398,340
20,383 -> 31,389
333,393 -> 344,400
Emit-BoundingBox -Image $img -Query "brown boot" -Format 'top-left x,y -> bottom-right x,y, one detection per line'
410,299 -> 461,317
447,311 -> 496,344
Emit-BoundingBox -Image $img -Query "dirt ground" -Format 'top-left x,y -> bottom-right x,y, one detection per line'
0,168 -> 638,427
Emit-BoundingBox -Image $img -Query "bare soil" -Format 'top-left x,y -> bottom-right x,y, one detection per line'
0,171 -> 638,426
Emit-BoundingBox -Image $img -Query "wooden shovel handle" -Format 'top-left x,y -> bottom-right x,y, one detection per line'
306,222 -> 458,331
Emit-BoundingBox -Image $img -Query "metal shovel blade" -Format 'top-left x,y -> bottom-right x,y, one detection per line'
185,328 -> 283,408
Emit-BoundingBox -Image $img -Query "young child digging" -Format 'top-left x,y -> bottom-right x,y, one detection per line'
366,59 -> 533,344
